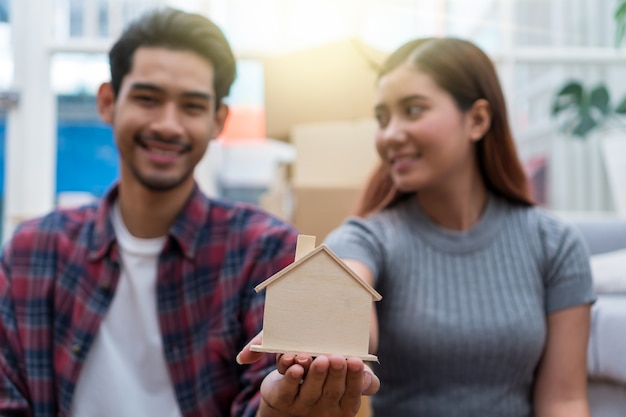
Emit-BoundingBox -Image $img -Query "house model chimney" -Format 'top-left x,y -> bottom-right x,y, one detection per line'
294,234 -> 316,261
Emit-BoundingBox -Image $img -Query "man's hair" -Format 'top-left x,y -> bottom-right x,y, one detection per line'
108,7 -> 236,106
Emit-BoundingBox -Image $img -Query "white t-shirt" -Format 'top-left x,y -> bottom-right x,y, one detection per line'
71,203 -> 182,417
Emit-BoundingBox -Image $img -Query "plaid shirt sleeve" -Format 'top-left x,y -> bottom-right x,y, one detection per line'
0,236 -> 32,415
0,186 -> 301,417
229,214 -> 299,417
163,191 -> 300,417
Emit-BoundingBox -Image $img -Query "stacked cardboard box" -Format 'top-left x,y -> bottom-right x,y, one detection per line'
288,119 -> 380,241
262,38 -> 386,142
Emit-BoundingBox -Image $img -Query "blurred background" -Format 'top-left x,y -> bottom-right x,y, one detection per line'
1,0 -> 626,242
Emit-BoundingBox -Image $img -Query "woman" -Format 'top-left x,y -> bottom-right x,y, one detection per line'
325,38 -> 595,416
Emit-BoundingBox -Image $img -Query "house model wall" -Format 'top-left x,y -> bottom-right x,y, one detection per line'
252,235 -> 381,361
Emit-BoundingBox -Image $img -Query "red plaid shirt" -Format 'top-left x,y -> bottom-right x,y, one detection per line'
0,184 -> 298,417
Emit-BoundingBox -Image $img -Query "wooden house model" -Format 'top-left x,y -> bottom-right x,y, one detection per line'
251,235 -> 382,361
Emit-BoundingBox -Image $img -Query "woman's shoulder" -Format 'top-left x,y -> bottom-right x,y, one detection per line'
346,201 -> 411,233
499,199 -> 585,253
325,202 -> 410,249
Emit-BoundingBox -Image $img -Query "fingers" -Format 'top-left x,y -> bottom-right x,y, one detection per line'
362,364 -> 380,396
297,355 -> 361,414
235,330 -> 264,365
260,366 -> 304,411
276,353 -> 294,374
320,355 -> 349,405
277,353 -> 313,375
259,353 -> 379,417
297,355 -> 331,406
341,357 -> 364,412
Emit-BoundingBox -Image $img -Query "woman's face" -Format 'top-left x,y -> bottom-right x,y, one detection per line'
373,64 -> 485,193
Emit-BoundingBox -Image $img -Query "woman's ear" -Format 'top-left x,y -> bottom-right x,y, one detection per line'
467,98 -> 492,142
97,82 -> 115,124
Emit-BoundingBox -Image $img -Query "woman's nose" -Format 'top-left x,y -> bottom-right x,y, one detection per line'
380,117 -> 408,144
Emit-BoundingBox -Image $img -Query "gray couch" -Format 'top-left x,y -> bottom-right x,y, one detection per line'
567,216 -> 626,416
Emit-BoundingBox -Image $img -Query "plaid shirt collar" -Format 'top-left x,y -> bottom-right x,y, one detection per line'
88,182 -> 211,261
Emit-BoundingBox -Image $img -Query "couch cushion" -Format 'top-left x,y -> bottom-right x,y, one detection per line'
568,218 -> 626,256
588,382 -> 626,417
588,296 -> 626,384
590,249 -> 626,294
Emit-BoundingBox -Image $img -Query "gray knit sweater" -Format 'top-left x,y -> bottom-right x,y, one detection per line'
325,194 -> 595,417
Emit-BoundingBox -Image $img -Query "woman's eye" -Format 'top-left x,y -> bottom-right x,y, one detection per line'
407,105 -> 423,116
375,113 -> 389,127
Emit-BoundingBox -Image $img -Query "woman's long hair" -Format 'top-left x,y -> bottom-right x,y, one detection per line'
356,38 -> 534,217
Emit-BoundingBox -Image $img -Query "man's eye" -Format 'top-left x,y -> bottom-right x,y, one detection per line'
185,103 -> 207,111
136,95 -> 158,104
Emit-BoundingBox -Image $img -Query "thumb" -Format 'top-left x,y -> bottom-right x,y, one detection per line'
236,330 -> 264,365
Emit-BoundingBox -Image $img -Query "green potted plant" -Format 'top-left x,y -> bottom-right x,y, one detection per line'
546,1 -> 626,212
615,0 -> 626,47
551,81 -> 626,139
552,0 -> 626,138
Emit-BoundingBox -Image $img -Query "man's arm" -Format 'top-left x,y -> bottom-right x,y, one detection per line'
0,254 -> 31,415
230,223 -> 300,417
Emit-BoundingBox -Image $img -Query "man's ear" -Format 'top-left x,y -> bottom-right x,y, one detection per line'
467,98 -> 492,142
211,103 -> 230,138
97,82 -> 115,124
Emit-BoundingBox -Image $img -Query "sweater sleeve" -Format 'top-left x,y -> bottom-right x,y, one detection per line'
538,213 -> 596,313
324,216 -> 386,285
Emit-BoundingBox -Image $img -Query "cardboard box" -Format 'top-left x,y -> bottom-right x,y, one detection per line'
263,39 -> 387,142
285,118 -> 380,240
290,119 -> 380,188
291,185 -> 363,241
258,164 -> 294,222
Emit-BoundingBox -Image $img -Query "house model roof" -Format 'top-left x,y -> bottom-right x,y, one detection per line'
255,243 -> 382,301
251,235 -> 381,360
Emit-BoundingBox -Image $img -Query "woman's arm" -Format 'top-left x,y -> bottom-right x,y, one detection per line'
533,304 -> 592,417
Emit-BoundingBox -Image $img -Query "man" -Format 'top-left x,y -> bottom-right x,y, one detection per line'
0,8 -> 377,417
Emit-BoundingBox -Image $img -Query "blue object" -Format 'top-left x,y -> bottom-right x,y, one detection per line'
56,120 -> 119,197
0,119 -> 119,198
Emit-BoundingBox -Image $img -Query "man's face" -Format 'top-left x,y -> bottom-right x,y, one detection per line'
98,46 -> 227,192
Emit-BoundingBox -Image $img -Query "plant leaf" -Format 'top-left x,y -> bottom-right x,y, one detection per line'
590,85 -> 610,115
572,112 -> 597,138
615,96 -> 626,114
616,1 -> 626,19
552,81 -> 583,115
616,1 -> 626,46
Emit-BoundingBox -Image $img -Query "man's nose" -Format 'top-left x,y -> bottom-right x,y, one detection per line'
150,102 -> 184,139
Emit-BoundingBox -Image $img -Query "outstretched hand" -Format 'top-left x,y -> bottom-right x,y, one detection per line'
236,332 -> 379,417
236,330 -> 266,366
